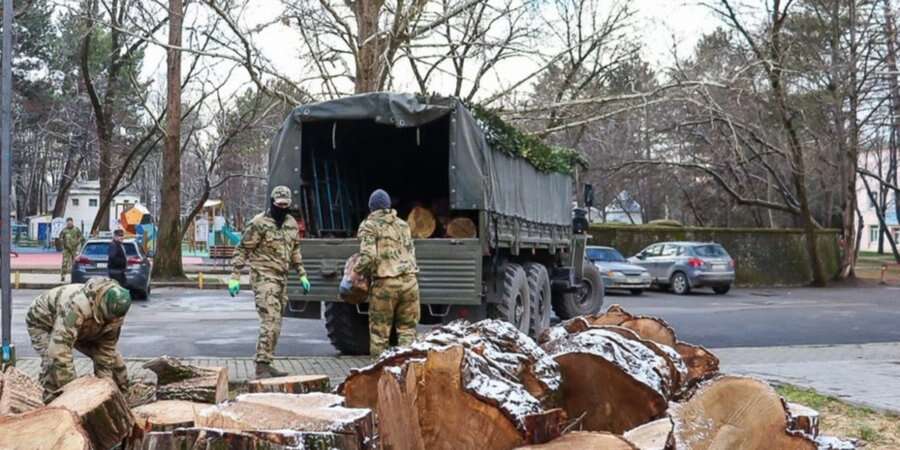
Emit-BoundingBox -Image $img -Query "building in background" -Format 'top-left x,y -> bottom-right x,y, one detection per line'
603,191 -> 644,224
857,150 -> 899,253
46,180 -> 141,235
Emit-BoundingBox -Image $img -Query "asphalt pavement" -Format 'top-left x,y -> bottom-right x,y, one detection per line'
5,284 -> 900,358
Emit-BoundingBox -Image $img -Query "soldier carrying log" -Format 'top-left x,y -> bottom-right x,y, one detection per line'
228,185 -> 311,379
25,277 -> 132,402
352,189 -> 421,356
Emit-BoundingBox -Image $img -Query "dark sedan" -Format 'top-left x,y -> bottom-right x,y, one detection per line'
72,237 -> 153,299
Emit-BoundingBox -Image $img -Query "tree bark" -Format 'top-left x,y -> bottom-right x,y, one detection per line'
143,356 -> 229,404
786,402 -> 820,438
247,374 -> 330,394
48,376 -> 135,450
132,400 -> 209,432
0,407 -> 92,450
155,0 -> 186,279
0,365 -> 44,415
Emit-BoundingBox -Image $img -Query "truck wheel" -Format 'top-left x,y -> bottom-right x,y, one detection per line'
488,263 -> 531,334
325,302 -> 370,355
553,263 -> 605,319
525,263 -> 551,338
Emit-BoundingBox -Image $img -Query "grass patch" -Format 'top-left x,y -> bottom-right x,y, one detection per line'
776,384 -> 900,449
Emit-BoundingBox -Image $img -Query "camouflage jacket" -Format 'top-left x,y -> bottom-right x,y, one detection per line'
26,278 -> 127,392
354,209 -> 418,279
59,227 -> 84,253
232,213 -> 306,282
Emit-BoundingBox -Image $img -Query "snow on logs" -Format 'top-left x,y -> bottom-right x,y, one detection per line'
142,356 -> 228,404
339,319 -> 566,450
247,374 -> 330,394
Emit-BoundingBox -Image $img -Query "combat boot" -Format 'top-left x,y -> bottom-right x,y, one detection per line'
255,362 -> 288,379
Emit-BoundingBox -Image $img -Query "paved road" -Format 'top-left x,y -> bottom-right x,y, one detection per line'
6,284 -> 900,358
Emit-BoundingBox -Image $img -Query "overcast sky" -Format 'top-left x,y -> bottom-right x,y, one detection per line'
140,1 -> 721,104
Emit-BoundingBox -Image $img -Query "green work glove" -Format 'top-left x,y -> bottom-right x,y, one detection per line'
300,275 -> 311,294
227,279 -> 240,297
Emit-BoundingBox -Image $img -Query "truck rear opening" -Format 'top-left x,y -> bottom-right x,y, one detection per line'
298,116 -> 474,239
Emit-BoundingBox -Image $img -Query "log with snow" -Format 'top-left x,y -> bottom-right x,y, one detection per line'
0,365 -> 43,414
339,319 -> 566,450
143,356 -> 228,404
514,431 -> 638,449
48,376 -> 135,450
0,407 -> 92,450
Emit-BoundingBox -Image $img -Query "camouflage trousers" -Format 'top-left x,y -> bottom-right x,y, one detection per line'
61,250 -> 77,278
26,322 -> 127,401
369,273 -> 420,356
252,275 -> 288,364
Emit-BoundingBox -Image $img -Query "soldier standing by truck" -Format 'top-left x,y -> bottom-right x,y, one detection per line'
228,185 -> 311,378
25,277 -> 132,401
353,189 -> 420,356
58,218 -> 84,282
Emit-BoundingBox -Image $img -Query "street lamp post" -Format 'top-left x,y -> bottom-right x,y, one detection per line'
1,0 -> 15,368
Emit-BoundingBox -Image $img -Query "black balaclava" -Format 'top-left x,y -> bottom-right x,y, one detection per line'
269,199 -> 289,228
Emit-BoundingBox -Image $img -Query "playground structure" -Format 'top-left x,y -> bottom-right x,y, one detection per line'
118,203 -> 157,257
188,200 -> 241,256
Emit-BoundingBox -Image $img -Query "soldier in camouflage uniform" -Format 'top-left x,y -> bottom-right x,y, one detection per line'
229,185 -> 310,379
58,218 -> 84,282
353,189 -> 420,356
25,277 -> 132,402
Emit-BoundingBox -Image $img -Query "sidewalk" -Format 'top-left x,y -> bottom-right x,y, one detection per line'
14,342 -> 900,412
10,272 -> 250,290
717,342 -> 900,413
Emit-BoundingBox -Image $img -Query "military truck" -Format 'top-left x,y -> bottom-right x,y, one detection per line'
267,93 -> 604,354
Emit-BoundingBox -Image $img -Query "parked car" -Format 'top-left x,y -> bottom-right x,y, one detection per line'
628,242 -> 735,295
72,236 -> 153,299
586,246 -> 651,295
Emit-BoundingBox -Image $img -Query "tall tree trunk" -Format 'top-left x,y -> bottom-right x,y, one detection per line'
838,0 -> 860,278
354,0 -> 387,93
155,0 -> 185,279
51,144 -> 85,218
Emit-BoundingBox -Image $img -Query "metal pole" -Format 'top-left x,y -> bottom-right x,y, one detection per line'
1,0 -> 15,367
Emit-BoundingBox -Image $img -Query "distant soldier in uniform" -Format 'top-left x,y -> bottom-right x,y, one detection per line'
353,189 -> 420,356
228,185 -> 310,379
58,218 -> 84,282
25,277 -> 132,402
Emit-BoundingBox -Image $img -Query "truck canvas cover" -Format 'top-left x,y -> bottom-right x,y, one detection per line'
268,92 -> 572,226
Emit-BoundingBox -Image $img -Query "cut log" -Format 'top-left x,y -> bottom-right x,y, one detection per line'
143,356 -> 228,404
408,206 -> 436,238
126,382 -> 157,408
674,342 -> 719,385
446,217 -> 476,238
247,374 -> 330,394
585,304 -> 635,326
139,427 -> 364,450
132,400 -> 209,431
543,328 -> 669,434
619,317 -> 677,348
670,375 -> 816,450
513,431 -> 638,449
0,407 -> 92,450
787,402 -> 820,438
49,376 -> 135,450
377,360 -> 426,450
196,393 -> 376,450
623,418 -> 673,450
592,325 -> 687,397
0,365 -> 43,414
340,319 -> 566,449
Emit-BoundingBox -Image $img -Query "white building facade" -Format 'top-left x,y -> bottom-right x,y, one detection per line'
47,180 -> 141,236
857,150 -> 899,252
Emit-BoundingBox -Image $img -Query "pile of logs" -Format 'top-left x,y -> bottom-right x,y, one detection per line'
339,304 -> 858,450
0,307 -> 862,450
407,205 -> 477,239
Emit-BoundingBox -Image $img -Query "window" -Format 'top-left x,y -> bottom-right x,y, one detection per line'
72,198 -> 79,206
587,247 -> 626,262
643,244 -> 663,257
692,244 -> 729,257
89,198 -> 98,207
870,225 -> 879,243
82,242 -> 139,257
661,244 -> 680,257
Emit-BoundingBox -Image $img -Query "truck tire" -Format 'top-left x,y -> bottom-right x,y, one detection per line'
325,302 -> 370,355
553,262 -> 604,319
525,263 -> 551,338
488,263 -> 531,334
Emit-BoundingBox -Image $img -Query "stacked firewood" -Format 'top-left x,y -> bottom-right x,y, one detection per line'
0,307 -> 859,450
